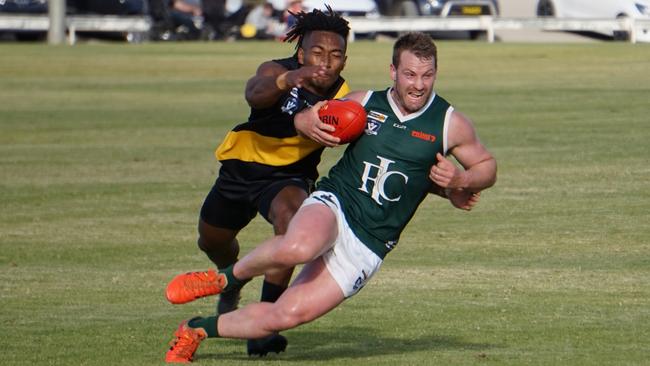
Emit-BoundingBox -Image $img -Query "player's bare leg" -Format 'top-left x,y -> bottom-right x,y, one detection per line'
166,203 -> 340,362
219,257 -> 345,338
165,257 -> 344,363
165,203 -> 336,305
169,202 -> 337,303
197,220 -> 240,269
197,220 -> 241,313
247,185 -> 306,355
264,185 -> 308,289
166,223 -> 240,305
233,203 -> 338,281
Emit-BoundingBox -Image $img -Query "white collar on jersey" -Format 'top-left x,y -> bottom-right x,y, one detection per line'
386,87 -> 437,123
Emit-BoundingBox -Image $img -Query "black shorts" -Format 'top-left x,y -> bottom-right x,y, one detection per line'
199,176 -> 313,231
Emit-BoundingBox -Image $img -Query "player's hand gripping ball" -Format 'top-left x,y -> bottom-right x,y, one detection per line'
318,100 -> 367,144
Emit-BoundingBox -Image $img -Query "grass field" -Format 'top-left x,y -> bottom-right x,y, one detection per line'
1,39 -> 649,365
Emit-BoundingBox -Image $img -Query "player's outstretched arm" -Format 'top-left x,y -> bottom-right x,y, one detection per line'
245,62 -> 329,109
340,90 -> 367,104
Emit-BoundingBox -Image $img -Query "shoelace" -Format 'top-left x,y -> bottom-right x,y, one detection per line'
169,330 -> 200,360
183,271 -> 220,298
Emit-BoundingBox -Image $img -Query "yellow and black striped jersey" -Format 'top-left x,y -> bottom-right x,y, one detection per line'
215,56 -> 350,183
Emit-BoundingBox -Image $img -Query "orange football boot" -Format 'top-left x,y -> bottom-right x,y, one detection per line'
165,320 -> 207,363
166,269 -> 227,304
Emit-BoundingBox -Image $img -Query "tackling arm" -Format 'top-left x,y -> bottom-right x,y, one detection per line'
245,62 -> 329,109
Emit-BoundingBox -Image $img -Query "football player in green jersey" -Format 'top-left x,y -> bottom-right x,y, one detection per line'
165,32 -> 496,363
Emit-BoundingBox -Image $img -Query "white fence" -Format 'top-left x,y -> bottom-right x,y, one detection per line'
347,16 -> 650,43
2,14 -> 650,44
0,14 -> 151,44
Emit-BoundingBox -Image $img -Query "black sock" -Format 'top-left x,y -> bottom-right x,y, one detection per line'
188,315 -> 219,338
260,281 -> 287,303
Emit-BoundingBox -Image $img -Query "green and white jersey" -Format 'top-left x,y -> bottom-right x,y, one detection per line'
317,88 -> 453,259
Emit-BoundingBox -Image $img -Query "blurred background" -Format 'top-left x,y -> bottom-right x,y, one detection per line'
1,0 -> 649,43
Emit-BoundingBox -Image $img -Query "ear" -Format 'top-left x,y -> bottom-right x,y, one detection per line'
390,63 -> 397,82
297,47 -> 304,64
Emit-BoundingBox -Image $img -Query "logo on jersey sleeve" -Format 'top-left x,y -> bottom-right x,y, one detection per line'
365,110 -> 388,136
281,87 -> 303,115
358,155 -> 408,205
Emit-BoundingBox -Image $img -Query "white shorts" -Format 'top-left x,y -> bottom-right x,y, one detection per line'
302,190 -> 383,298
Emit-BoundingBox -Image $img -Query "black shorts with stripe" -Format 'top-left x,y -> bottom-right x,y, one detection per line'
200,174 -> 314,231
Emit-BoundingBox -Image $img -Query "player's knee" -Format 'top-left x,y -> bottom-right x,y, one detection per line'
197,235 -> 219,252
197,233 -> 239,257
273,216 -> 291,235
270,202 -> 301,235
271,236 -> 318,266
197,221 -> 238,252
271,214 -> 291,236
272,303 -> 312,330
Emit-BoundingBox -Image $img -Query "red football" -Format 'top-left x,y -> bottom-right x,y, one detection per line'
318,99 -> 367,144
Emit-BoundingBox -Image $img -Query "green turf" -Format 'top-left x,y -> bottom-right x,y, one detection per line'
1,40 -> 649,365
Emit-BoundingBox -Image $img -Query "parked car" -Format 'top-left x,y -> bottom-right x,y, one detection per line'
375,0 -> 498,17
73,0 -> 146,16
536,0 -> 650,42
372,0 -> 498,40
0,0 -> 47,14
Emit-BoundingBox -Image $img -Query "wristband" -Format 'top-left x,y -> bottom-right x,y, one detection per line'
275,71 -> 289,91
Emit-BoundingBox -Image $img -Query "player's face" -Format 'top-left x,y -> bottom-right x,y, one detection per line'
390,50 -> 437,114
298,30 -> 347,90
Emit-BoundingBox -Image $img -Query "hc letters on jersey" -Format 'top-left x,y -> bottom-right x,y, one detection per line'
358,155 -> 409,205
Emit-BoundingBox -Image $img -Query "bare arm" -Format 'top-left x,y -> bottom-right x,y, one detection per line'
293,90 -> 369,147
429,182 -> 481,211
245,61 -> 329,109
430,110 -> 497,192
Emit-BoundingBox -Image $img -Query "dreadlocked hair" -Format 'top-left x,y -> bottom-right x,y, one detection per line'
283,5 -> 350,50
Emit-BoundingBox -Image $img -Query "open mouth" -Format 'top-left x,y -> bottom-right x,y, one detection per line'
407,91 -> 425,102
